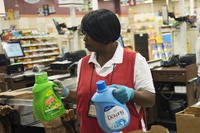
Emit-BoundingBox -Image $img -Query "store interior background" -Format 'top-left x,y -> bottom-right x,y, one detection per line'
1,0 -> 200,133
1,0 -> 200,56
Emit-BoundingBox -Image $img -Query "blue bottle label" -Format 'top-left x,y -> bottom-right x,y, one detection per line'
104,105 -> 129,130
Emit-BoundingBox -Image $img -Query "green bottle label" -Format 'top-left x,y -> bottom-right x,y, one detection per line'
44,89 -> 63,116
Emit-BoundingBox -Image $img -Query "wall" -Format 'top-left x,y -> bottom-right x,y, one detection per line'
3,0 -> 125,15
172,0 -> 200,54
1,0 -> 200,55
0,15 -> 82,32
1,0 -> 125,29
173,29 -> 199,54
0,0 -> 129,36
128,0 -> 200,54
4,0 -> 73,15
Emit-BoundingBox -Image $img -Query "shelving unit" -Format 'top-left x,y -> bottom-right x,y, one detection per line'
150,64 -> 199,130
11,35 -> 60,70
128,5 -> 156,34
121,28 -> 133,47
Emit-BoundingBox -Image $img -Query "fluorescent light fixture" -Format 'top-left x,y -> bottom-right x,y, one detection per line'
24,0 -> 40,4
58,0 -> 84,5
58,0 -> 84,7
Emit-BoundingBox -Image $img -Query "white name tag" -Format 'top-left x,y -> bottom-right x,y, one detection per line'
88,101 -> 96,118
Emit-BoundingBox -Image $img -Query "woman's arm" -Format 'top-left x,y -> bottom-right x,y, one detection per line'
133,53 -> 155,107
131,89 -> 155,107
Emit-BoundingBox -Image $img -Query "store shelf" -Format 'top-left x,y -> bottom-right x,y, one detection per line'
21,42 -> 57,47
23,58 -> 55,65
13,35 -> 60,70
18,52 -> 59,59
23,47 -> 58,53
11,34 -> 55,40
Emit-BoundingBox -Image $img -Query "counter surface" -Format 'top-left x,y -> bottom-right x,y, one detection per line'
0,77 -> 77,127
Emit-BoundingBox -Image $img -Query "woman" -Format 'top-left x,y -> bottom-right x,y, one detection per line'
76,9 -> 155,133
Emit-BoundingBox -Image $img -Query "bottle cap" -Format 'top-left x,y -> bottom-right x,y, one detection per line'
35,72 -> 48,84
96,80 -> 107,92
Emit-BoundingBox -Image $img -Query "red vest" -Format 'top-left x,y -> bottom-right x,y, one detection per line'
76,49 -> 146,133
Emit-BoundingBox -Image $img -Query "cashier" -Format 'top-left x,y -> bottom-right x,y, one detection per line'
76,9 -> 155,133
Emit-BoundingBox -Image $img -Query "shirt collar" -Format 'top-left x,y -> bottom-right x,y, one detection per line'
88,42 -> 124,65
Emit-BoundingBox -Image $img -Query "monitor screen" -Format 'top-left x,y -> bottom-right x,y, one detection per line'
53,19 -> 65,35
2,41 -> 24,58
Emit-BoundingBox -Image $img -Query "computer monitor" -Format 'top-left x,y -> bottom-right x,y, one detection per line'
2,41 -> 24,58
53,19 -> 65,35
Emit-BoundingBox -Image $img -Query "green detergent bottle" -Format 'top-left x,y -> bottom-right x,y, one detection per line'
32,72 -> 65,122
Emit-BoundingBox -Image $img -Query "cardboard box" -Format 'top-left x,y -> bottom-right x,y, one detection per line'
43,118 -> 66,133
176,102 -> 200,133
128,125 -> 169,133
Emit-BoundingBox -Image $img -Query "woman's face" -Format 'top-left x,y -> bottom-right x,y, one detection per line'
83,34 -> 104,52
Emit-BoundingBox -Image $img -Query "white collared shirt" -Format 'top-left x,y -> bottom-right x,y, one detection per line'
77,43 -> 155,93
76,42 -> 155,131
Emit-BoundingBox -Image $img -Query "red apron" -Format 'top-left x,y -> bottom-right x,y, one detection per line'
76,49 -> 146,133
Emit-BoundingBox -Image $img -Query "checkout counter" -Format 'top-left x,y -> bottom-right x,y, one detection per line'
3,68 -> 70,90
0,49 -> 85,91
0,44 -> 85,132
0,74 -> 77,133
0,52 -> 79,132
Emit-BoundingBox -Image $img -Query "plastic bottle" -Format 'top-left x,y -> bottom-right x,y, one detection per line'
91,80 -> 130,133
32,72 -> 65,122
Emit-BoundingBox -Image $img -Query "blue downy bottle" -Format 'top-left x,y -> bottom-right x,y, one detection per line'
91,80 -> 130,133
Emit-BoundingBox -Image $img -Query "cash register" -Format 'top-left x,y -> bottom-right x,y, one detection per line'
50,50 -> 87,76
51,50 -> 86,69
2,41 -> 25,74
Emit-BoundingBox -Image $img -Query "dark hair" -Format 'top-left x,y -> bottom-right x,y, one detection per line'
81,9 -> 121,44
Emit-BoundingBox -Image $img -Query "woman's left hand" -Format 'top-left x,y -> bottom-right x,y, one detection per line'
111,84 -> 134,104
53,80 -> 69,97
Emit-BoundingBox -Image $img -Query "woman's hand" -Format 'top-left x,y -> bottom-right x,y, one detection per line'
53,80 -> 69,97
111,84 -> 134,104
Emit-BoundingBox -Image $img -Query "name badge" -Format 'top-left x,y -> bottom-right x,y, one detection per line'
87,101 -> 96,118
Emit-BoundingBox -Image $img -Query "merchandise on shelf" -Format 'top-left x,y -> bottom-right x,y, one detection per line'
12,35 -> 60,70
148,33 -> 173,61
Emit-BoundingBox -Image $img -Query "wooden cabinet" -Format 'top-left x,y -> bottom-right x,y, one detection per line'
151,64 -> 197,83
5,75 -> 35,90
150,64 -> 199,129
